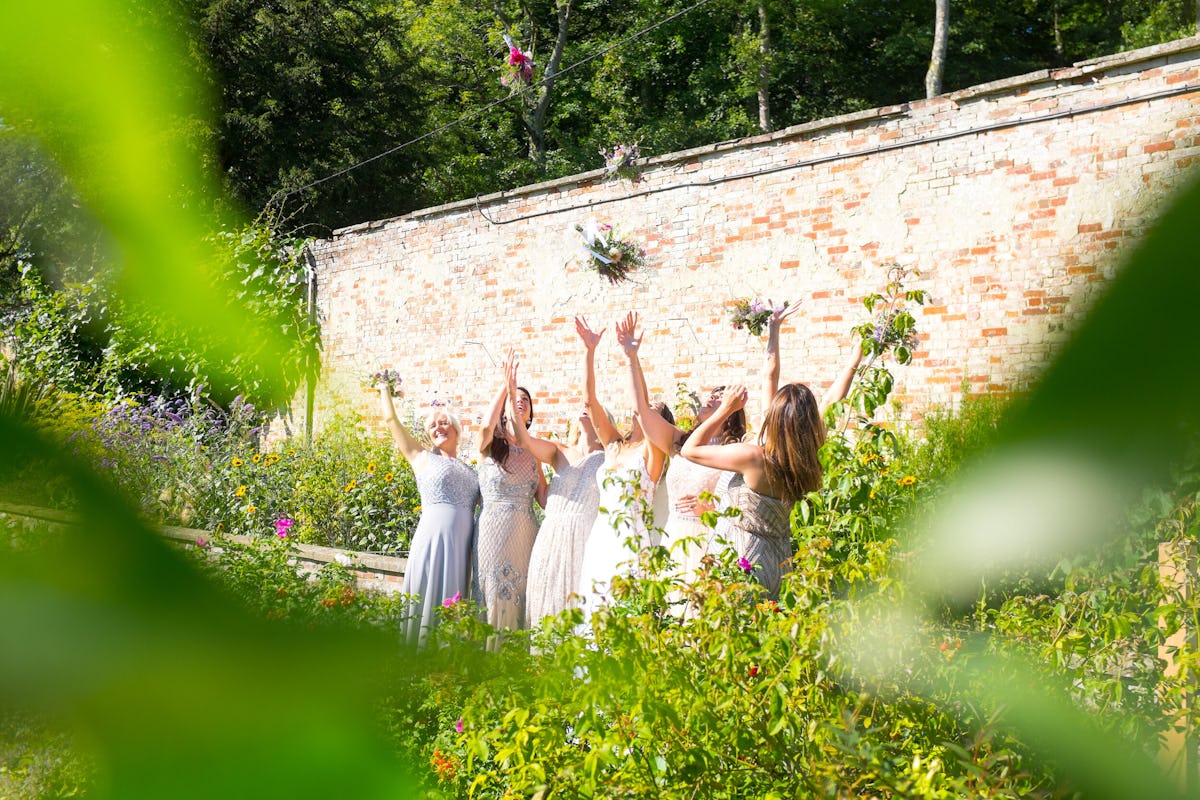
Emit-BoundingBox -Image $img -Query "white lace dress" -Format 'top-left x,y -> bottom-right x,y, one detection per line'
473,445 -> 542,631
660,455 -> 731,577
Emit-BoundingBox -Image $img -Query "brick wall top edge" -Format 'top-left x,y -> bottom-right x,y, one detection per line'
328,36 -> 1200,239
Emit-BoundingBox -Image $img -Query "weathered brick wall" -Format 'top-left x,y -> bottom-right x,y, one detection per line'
306,38 -> 1200,448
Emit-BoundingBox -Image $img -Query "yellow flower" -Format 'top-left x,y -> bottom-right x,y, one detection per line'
287,449 -> 297,456
265,454 -> 280,465
367,463 -> 377,473
245,505 -> 257,515
231,457 -> 244,467
898,475 -> 916,487
869,488 -> 876,499
383,472 -> 395,482
413,505 -> 422,514
252,453 -> 262,463
879,468 -> 890,476
344,480 -> 357,493
234,485 -> 248,498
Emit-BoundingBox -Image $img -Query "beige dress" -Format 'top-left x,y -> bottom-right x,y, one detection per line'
661,455 -> 731,576
473,445 -> 541,630
715,473 -> 793,598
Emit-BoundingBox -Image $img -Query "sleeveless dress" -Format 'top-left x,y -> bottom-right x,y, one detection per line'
401,451 -> 479,646
525,450 -> 605,628
472,445 -> 541,631
577,449 -> 656,615
661,455 -> 730,576
716,473 -> 794,599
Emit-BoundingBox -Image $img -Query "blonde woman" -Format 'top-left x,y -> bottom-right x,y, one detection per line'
379,386 -> 479,646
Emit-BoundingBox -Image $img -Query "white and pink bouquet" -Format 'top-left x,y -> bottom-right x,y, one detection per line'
729,298 -> 788,337
501,34 -> 535,87
574,219 -> 645,284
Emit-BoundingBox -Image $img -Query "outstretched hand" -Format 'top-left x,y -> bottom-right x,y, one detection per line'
615,311 -> 642,354
575,315 -> 606,350
769,299 -> 801,326
502,349 -> 519,392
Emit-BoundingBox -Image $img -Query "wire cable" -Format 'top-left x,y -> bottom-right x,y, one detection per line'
269,0 -> 716,209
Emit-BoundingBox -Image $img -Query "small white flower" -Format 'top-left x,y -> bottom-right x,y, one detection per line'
334,553 -> 353,566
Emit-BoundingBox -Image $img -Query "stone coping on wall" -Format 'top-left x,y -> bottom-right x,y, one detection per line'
0,502 -> 409,593
329,35 -> 1200,237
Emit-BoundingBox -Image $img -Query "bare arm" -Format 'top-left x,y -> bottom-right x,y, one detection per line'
681,384 -> 763,479
819,337 -> 864,414
477,353 -> 512,458
576,315 -> 621,445
616,311 -> 680,456
505,353 -> 570,469
379,387 -> 428,470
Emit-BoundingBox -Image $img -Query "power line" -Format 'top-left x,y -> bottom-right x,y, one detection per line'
269,0 -> 716,210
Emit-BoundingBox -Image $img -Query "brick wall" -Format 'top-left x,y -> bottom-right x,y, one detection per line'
305,37 -> 1200,448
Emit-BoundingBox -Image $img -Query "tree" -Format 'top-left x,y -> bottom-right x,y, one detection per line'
926,0 -> 949,97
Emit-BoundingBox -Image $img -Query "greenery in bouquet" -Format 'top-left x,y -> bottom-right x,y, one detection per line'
574,219 -> 644,284
600,142 -> 640,180
729,297 -> 787,336
368,368 -> 402,395
854,263 -> 925,366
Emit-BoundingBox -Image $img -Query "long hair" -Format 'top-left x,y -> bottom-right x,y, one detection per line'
489,386 -> 534,471
758,383 -> 824,503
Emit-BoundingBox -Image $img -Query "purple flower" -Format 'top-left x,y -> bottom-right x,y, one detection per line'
275,518 -> 295,539
196,537 -> 209,549
443,592 -> 461,608
454,717 -> 464,733
737,556 -> 753,574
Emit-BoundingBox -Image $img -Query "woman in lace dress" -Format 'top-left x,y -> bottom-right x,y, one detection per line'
473,352 -> 548,634
576,315 -> 672,618
504,353 -> 605,628
378,386 -> 479,646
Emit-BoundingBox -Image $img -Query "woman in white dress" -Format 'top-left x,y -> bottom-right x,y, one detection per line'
574,315 -> 672,618
378,386 -> 479,646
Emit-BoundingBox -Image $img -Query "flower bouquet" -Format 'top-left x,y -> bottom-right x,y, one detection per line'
501,34 -> 535,88
574,220 -> 645,284
730,298 -> 788,337
600,143 -> 640,181
367,369 -> 402,395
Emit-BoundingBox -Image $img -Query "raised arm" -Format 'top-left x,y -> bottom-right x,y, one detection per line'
477,349 -> 514,458
379,385 -> 428,470
504,352 -> 567,469
615,311 -> 679,456
576,315 -> 621,445
681,384 -> 763,479
819,336 -> 865,414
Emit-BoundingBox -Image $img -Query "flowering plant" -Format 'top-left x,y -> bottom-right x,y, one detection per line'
574,220 -> 645,284
729,298 -> 788,337
600,143 -> 640,180
367,369 -> 402,395
853,264 -> 925,365
501,34 -> 535,88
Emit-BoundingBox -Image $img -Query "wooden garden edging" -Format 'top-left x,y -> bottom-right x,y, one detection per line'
0,502 -> 408,595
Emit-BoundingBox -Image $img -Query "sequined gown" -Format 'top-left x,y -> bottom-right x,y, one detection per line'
716,473 -> 793,598
577,449 -> 656,616
661,455 -> 730,576
525,450 -> 605,627
401,451 -> 480,646
473,445 -> 542,631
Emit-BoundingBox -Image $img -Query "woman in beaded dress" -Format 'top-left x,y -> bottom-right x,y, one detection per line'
472,351 -> 548,634
378,386 -> 479,647
504,352 -> 605,628
576,315 -> 673,619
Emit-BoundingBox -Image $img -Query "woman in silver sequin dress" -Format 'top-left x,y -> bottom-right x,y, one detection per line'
378,386 -> 479,646
472,352 -> 547,634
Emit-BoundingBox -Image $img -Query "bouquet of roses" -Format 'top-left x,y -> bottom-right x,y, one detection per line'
367,369 -> 402,395
501,34 -> 535,87
600,142 -> 640,180
574,219 -> 645,284
729,298 -> 788,337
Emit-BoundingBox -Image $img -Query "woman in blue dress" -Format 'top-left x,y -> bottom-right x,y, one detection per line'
379,385 -> 480,646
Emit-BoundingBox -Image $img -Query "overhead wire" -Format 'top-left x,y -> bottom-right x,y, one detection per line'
268,0 -> 717,213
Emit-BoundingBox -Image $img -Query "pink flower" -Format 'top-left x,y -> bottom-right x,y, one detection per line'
454,717 -> 464,733
737,556 -> 753,574
196,537 -> 209,549
443,592 -> 461,608
275,518 -> 295,539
